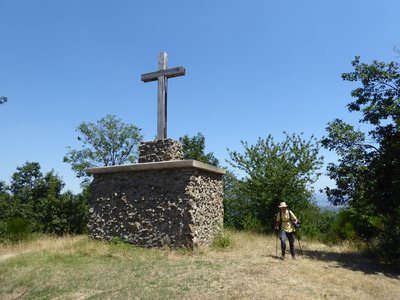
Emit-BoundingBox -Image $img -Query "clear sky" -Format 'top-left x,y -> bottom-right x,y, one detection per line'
1,0 -> 399,199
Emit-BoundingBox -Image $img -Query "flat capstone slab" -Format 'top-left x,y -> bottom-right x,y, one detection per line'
86,159 -> 226,175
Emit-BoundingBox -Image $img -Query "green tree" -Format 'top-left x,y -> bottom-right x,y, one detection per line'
322,56 -> 400,262
3,162 -> 89,236
36,190 -> 88,235
222,170 -> 244,228
64,114 -> 143,180
179,132 -> 219,166
322,119 -> 370,208
0,96 -> 7,104
227,132 -> 323,231
10,162 -> 44,202
0,181 -> 12,234
8,163 -> 67,230
0,191 -> 34,227
0,181 -> 8,194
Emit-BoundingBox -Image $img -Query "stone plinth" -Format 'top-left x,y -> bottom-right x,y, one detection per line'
86,160 -> 225,248
139,139 -> 184,163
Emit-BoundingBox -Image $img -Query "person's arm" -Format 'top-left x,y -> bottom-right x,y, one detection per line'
275,213 -> 280,230
290,211 -> 299,224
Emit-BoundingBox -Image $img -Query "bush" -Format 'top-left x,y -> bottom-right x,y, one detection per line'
364,210 -> 400,264
284,203 -> 338,241
240,214 -> 265,233
324,208 -> 385,243
0,221 -> 7,242
3,217 -> 32,242
36,192 -> 88,235
212,229 -> 234,249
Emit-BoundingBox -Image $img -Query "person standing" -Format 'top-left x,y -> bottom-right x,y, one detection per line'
275,202 -> 299,260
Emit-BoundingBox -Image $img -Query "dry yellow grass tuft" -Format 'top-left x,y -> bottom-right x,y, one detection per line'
0,231 -> 399,299
0,235 -> 84,261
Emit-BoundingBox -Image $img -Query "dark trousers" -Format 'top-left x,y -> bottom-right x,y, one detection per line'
279,231 -> 295,257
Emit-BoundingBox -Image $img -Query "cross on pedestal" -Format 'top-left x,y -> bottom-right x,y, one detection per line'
141,52 -> 185,139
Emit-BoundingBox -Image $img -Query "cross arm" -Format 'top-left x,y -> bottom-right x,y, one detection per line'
141,67 -> 186,82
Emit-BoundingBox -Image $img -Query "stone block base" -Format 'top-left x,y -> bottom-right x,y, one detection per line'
86,160 -> 225,248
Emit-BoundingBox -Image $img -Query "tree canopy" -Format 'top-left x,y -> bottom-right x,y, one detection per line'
0,162 -> 88,237
226,132 -> 323,231
179,132 -> 219,166
322,56 -> 400,262
64,114 -> 143,180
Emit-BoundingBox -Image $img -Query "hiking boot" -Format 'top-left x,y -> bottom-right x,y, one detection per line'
292,255 -> 296,260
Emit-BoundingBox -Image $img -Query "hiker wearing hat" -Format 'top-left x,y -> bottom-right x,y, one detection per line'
275,202 -> 299,259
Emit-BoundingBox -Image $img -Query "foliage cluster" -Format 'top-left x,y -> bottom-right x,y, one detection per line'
63,114 -> 143,183
179,132 -> 337,240
179,132 -> 219,166
322,56 -> 400,262
211,229 -> 234,249
224,132 -> 324,234
0,162 -> 89,242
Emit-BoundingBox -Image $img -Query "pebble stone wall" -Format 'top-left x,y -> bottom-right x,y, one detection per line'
87,139 -> 225,248
138,139 -> 184,163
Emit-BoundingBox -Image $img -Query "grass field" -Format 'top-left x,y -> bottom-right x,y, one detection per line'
1,231 -> 399,299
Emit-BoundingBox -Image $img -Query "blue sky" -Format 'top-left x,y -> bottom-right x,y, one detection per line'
1,1 -> 399,200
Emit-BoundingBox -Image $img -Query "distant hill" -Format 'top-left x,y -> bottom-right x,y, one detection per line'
315,193 -> 342,212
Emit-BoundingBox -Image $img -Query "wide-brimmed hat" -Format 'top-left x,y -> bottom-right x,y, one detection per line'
278,202 -> 288,208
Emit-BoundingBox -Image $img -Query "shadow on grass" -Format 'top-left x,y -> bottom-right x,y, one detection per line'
263,254 -> 281,260
302,249 -> 399,279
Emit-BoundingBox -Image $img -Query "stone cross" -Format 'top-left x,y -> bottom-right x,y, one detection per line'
141,52 -> 185,139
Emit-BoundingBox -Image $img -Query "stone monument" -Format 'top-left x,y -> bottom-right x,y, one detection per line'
86,52 -> 225,248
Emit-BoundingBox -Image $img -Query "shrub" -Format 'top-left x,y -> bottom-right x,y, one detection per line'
4,217 -> 32,242
364,210 -> 400,264
240,214 -> 265,233
0,221 -> 7,242
212,229 -> 233,249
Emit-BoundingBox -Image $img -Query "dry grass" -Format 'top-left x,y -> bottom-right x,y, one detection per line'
0,235 -> 84,261
0,231 -> 399,299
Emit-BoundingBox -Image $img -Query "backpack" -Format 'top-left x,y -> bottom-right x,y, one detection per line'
279,210 -> 301,230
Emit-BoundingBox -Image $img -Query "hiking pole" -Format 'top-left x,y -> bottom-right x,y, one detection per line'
297,234 -> 304,258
